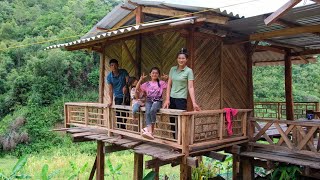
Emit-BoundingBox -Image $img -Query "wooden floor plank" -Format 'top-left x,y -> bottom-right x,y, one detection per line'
241,150 -> 320,169
121,141 -> 143,148
72,132 -> 98,138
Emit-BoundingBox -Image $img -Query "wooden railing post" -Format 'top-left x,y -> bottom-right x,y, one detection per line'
316,102 -> 320,112
277,102 -> 281,120
181,115 -> 191,180
64,104 -> 70,128
108,107 -> 113,137
85,106 -> 89,126
242,112 -> 248,136
219,113 -> 224,140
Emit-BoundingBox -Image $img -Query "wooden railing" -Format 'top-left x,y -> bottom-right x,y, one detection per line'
254,102 -> 319,120
64,102 -> 251,152
250,118 -> 320,158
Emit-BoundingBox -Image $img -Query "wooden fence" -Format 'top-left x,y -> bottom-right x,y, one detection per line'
254,102 -> 319,120
64,102 -> 251,152
250,118 -> 320,158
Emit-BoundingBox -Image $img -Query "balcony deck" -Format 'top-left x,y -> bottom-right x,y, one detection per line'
64,102 -> 252,154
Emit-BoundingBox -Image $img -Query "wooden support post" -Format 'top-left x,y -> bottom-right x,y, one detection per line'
135,5 -> 143,77
246,41 -> 259,140
285,50 -> 294,121
241,157 -> 254,180
153,157 -> 159,180
96,140 -> 105,180
99,48 -> 106,103
186,27 -> 195,111
133,153 -> 143,180
135,6 -> 144,25
181,115 -> 191,180
232,154 -> 240,180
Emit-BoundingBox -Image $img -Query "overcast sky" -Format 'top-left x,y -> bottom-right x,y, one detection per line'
155,0 -> 314,17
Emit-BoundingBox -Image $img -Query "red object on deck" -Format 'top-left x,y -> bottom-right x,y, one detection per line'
224,108 -> 238,136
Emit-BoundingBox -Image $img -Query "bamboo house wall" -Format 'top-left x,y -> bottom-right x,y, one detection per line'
102,30 -> 249,110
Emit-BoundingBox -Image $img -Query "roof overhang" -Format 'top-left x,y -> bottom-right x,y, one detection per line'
45,17 -> 202,52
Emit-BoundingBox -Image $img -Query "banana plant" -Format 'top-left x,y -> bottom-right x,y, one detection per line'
105,158 -> 122,180
0,156 -> 31,180
68,161 -> 88,180
40,164 -> 60,180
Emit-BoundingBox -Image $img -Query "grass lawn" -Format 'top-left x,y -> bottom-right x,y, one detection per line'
0,143 -> 180,179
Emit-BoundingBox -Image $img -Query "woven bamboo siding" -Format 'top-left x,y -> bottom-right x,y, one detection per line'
222,45 -> 248,108
103,40 -> 137,104
194,37 -> 222,110
141,32 -> 185,75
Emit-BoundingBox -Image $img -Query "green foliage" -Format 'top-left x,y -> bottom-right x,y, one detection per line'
105,158 -> 122,180
40,164 -> 60,180
253,57 -> 320,102
0,0 -> 117,155
192,162 -> 217,180
143,171 -> 156,180
68,161 -> 88,180
271,164 -> 301,180
0,156 -> 31,180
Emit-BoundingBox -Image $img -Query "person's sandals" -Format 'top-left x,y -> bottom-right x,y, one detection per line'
141,128 -> 154,140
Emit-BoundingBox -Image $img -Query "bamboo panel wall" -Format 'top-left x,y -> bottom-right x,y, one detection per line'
101,31 -> 249,110
103,40 -> 137,104
194,36 -> 222,110
141,32 -> 185,75
222,45 -> 248,109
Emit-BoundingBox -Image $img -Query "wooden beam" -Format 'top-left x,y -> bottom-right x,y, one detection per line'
121,6 -> 134,11
142,6 -> 190,17
264,0 -> 302,25
275,18 -> 320,36
250,24 -> 320,41
136,6 -> 144,25
186,157 -> 199,168
290,48 -> 320,56
298,56 -> 309,63
145,158 -> 178,169
105,145 -> 127,153
255,45 -> 285,54
203,151 -> 226,162
121,41 -> 139,77
142,6 -> 228,25
133,153 -> 143,180
113,10 -> 136,29
253,57 -> 316,66
265,39 -> 304,51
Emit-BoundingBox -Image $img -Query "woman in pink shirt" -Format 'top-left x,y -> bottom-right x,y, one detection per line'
136,67 -> 167,140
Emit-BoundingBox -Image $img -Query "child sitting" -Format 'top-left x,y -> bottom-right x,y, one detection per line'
136,67 -> 167,140
128,77 -> 145,122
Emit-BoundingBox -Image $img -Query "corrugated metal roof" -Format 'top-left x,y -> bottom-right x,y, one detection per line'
225,3 -> 320,65
82,0 -> 242,38
227,3 -> 320,34
44,17 -> 196,50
